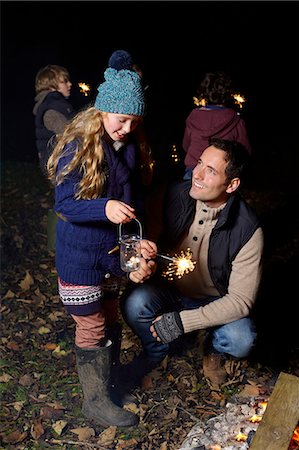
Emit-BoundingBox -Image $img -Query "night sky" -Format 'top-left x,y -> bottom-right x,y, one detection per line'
1,1 -> 298,173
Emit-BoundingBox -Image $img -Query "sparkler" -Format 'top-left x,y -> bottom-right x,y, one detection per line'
108,246 -> 196,280
158,248 -> 196,280
193,93 -> 246,109
233,93 -> 246,108
78,82 -> 91,96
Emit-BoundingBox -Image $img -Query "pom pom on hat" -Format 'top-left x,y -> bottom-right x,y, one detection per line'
108,50 -> 133,70
94,50 -> 145,117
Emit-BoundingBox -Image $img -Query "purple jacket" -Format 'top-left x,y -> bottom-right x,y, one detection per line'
183,106 -> 251,169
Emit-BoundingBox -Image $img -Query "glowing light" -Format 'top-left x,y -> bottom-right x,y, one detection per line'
78,82 -> 91,96
232,93 -> 246,108
171,144 -> 179,164
193,96 -> 206,106
162,248 -> 196,280
235,431 -> 247,442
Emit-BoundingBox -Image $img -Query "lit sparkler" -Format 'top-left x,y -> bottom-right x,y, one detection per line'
78,82 -> 91,96
193,96 -> 206,107
232,93 -> 246,108
158,248 -> 196,280
193,93 -> 246,109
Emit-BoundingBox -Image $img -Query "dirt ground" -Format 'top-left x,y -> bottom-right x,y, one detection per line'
1,159 -> 298,449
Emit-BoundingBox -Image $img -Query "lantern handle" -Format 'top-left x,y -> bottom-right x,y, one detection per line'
118,218 -> 143,242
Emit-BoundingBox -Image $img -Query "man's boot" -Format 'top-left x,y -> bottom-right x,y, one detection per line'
202,353 -> 227,386
115,352 -> 162,392
75,342 -> 139,427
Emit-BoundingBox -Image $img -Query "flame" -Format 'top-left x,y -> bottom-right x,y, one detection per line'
235,432 -> 248,442
249,414 -> 262,423
78,82 -> 91,96
162,248 -> 196,280
290,425 -> 299,449
249,401 -> 267,423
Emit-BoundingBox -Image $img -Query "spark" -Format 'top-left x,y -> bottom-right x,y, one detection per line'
78,82 -> 91,96
161,248 -> 196,280
232,93 -> 246,108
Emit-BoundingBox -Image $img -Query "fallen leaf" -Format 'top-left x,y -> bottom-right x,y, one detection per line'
237,383 -> 260,397
30,418 -> 44,439
19,374 -> 34,386
48,311 -> 65,321
97,425 -> 117,446
44,343 -> 58,351
3,289 -> 15,299
52,420 -> 67,435
70,426 -> 95,441
52,345 -> 67,356
159,442 -> 168,450
1,429 -> 28,444
19,270 -> 34,290
115,438 -> 138,449
38,326 -> 51,335
123,403 -> 139,414
7,340 -> 20,351
40,406 -> 64,420
10,401 -> 24,412
0,373 -> 13,382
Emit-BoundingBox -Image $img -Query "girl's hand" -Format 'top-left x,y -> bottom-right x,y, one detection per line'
140,239 -> 157,260
106,200 -> 136,224
129,259 -> 156,283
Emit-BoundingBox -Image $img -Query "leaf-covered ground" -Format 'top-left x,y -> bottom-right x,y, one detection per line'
1,159 -> 298,450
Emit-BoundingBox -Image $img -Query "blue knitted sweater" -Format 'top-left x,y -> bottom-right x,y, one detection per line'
54,137 -> 143,285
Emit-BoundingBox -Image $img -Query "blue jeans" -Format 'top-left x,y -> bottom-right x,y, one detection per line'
121,278 -> 257,361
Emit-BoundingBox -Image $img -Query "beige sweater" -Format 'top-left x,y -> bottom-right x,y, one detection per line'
173,200 -> 264,333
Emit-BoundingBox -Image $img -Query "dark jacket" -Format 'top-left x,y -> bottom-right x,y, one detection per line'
183,106 -> 251,169
54,137 -> 144,286
160,181 -> 260,296
34,91 -> 75,173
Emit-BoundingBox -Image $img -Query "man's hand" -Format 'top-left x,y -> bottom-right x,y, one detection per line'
149,312 -> 184,344
140,239 -> 157,260
129,258 -> 156,283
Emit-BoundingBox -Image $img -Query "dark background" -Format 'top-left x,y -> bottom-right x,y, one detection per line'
1,0 -> 298,172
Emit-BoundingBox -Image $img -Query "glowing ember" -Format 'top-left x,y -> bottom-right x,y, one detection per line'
235,431 -> 248,442
78,82 -> 91,96
162,248 -> 196,280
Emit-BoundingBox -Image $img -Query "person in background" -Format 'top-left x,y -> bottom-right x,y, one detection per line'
47,51 -> 157,427
33,64 -> 75,176
182,71 -> 251,180
119,138 -> 263,391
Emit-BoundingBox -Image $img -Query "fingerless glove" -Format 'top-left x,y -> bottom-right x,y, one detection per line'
153,311 -> 184,344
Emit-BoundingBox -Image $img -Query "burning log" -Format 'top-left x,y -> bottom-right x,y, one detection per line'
250,372 -> 299,450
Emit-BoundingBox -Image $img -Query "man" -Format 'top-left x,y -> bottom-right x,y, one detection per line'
120,137 -> 264,387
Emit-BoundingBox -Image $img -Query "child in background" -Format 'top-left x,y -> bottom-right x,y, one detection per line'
33,64 -> 75,175
47,51 -> 157,427
182,71 -> 251,180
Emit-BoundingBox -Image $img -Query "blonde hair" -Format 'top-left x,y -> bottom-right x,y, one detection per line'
35,64 -> 70,94
47,107 -> 106,200
47,107 -> 154,199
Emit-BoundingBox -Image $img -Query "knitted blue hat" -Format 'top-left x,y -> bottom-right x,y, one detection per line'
94,51 -> 145,117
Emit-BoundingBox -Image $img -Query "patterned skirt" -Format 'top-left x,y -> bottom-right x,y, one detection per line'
58,276 -> 123,316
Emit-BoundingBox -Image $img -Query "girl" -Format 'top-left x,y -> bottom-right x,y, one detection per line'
47,52 -> 157,427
